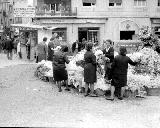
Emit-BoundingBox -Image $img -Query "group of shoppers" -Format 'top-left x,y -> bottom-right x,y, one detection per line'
83,39 -> 139,100
1,34 -> 22,60
37,36 -> 139,100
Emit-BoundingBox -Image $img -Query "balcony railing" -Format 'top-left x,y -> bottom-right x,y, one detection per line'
35,6 -> 77,17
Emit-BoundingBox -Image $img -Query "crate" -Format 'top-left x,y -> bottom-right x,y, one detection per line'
146,88 -> 160,96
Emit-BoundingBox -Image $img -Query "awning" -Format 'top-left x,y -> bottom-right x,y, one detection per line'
82,0 -> 96,3
11,23 -> 45,29
43,26 -> 58,30
109,0 -> 122,3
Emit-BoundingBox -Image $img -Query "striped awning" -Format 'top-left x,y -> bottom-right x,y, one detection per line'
109,0 -> 122,3
82,0 -> 96,3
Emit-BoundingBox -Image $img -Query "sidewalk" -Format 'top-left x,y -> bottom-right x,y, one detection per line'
0,52 -> 36,68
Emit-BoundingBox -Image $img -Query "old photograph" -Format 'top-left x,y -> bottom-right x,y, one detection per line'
0,0 -> 160,127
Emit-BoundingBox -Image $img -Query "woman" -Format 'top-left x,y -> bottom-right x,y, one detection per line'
52,45 -> 70,92
84,43 -> 97,97
106,46 -> 138,101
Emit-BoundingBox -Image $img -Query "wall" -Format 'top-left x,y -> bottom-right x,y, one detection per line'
75,0 -> 160,18
105,17 -> 151,41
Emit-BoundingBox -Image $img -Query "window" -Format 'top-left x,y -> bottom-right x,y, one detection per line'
134,0 -> 146,7
14,17 -> 22,24
82,0 -> 96,6
158,0 -> 160,6
109,0 -> 122,7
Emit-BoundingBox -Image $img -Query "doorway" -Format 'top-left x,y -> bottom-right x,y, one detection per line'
78,27 -> 99,43
120,31 -> 135,40
78,30 -> 87,42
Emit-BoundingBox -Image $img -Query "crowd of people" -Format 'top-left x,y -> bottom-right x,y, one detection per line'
36,35 -> 140,101
0,34 -> 22,60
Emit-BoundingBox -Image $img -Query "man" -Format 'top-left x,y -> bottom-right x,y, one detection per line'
4,36 -> 14,60
102,39 -> 114,82
37,37 -> 48,62
72,40 -> 81,54
47,37 -> 55,61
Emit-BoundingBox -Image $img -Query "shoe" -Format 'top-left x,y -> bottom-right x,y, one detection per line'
84,93 -> 89,97
89,93 -> 97,97
106,97 -> 114,101
58,89 -> 62,92
118,97 -> 123,100
65,88 -> 70,91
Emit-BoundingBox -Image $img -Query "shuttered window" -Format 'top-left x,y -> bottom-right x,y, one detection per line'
82,0 -> 96,6
134,0 -> 146,7
109,0 -> 122,6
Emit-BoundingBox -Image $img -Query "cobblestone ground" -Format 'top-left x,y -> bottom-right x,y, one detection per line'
0,55 -> 160,128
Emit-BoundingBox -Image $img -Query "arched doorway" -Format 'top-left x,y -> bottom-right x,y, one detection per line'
119,20 -> 140,40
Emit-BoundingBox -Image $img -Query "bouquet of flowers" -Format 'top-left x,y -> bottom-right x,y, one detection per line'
138,26 -> 159,48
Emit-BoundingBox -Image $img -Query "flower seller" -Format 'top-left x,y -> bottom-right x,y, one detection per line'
106,46 -> 138,101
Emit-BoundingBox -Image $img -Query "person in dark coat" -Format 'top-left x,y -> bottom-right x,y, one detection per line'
47,37 -> 55,61
106,46 -> 138,101
37,37 -> 48,62
102,39 -> 114,81
4,36 -> 14,60
52,45 -> 70,92
72,40 -> 81,54
84,43 -> 97,97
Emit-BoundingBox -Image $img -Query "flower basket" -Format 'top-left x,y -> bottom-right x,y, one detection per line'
94,88 -> 106,96
146,87 -> 160,96
124,89 -> 138,98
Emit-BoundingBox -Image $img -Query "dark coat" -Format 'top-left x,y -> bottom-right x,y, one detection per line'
72,41 -> 82,53
37,42 -> 48,62
4,39 -> 14,51
111,55 -> 137,87
103,47 -> 114,63
52,51 -> 70,70
52,51 -> 70,81
103,47 -> 114,80
47,41 -> 54,61
84,51 -> 97,83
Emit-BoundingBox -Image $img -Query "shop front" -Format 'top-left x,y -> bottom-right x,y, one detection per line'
78,27 -> 99,44
11,24 -> 43,60
35,18 -> 106,46
151,18 -> 160,38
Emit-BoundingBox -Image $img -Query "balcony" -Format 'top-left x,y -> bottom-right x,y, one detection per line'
35,5 -> 77,18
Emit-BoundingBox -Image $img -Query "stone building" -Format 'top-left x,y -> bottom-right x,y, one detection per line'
32,0 -> 160,45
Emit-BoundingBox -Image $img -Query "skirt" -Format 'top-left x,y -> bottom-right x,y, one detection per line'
53,68 -> 68,81
111,74 -> 127,88
84,63 -> 97,83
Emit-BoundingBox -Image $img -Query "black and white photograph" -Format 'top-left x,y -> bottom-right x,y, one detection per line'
0,0 -> 160,127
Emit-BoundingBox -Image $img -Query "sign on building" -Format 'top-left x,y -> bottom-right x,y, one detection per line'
13,7 -> 35,17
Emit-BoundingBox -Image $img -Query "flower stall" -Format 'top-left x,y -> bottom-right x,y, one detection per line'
125,26 -> 160,96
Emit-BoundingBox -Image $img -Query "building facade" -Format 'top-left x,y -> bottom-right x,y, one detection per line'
0,0 -> 14,36
23,0 -> 160,45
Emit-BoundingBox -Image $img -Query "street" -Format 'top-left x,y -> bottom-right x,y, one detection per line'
0,53 -> 160,128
